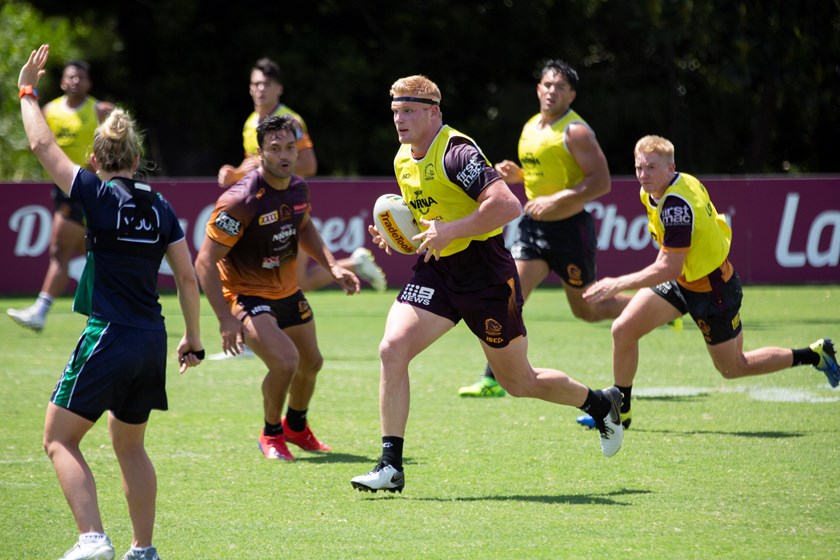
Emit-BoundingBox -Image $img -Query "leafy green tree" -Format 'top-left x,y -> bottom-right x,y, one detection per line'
0,1 -> 115,181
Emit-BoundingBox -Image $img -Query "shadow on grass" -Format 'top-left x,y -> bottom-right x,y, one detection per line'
408,487 -> 652,506
294,452 -> 377,464
636,428 -> 804,439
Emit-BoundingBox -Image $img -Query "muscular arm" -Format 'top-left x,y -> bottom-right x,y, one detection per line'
416,179 -> 522,259
298,213 -> 359,294
526,122 -> 611,221
583,248 -> 685,304
194,238 -> 245,354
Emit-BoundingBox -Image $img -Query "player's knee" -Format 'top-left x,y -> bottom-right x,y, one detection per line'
266,352 -> 299,377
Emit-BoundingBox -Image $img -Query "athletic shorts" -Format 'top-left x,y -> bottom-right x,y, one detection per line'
51,318 -> 168,424
652,272 -> 743,345
51,185 -> 85,225
397,261 -> 526,349
231,290 -> 314,329
510,211 -> 597,288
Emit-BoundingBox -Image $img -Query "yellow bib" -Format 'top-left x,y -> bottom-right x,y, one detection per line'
43,96 -> 99,166
518,110 -> 587,200
242,104 -> 308,156
393,126 -> 502,257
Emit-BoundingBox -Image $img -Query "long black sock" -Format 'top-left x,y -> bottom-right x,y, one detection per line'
285,407 -> 308,432
264,420 -> 283,436
484,363 -> 496,381
791,347 -> 819,367
380,436 -> 404,470
579,389 -> 609,420
616,385 -> 632,413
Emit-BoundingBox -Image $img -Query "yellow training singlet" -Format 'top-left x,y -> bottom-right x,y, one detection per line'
393,125 -> 502,257
43,96 -> 99,166
517,109 -> 587,200
242,104 -> 313,156
641,172 -> 732,284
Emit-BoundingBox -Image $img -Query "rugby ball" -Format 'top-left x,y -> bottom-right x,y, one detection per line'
373,194 -> 421,255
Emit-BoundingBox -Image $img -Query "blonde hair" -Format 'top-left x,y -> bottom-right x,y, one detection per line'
92,108 -> 144,173
390,75 -> 442,103
634,135 -> 675,164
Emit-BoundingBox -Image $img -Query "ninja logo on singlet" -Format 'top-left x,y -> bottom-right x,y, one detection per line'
409,190 -> 437,216
520,152 -> 540,167
455,155 -> 484,188
117,204 -> 160,243
399,284 -> 435,306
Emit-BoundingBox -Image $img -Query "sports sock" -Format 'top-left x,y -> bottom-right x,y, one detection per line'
791,347 -> 820,367
380,436 -> 404,469
484,363 -> 496,381
616,385 -> 632,413
31,292 -> 54,316
264,420 -> 283,436
79,532 -> 108,545
579,389 -> 609,420
285,407 -> 308,432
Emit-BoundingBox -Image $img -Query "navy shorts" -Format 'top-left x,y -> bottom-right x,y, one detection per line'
51,318 -> 168,424
652,272 -> 744,345
52,185 -> 85,225
232,290 -> 314,329
511,211 -> 598,288
398,262 -> 526,349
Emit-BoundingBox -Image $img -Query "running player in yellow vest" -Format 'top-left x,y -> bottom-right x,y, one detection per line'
7,59 -> 113,332
580,135 -> 838,429
213,57 -> 384,305
458,59 -> 631,400
350,75 -> 625,494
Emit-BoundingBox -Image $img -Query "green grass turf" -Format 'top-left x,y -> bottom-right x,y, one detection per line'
1,285 -> 838,559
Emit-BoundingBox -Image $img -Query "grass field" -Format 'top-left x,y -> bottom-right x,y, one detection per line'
1,285 -> 838,559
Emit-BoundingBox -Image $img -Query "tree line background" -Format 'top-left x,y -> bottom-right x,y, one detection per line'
2,0 -> 838,181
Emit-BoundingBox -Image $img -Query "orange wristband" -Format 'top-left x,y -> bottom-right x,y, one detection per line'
19,85 -> 38,100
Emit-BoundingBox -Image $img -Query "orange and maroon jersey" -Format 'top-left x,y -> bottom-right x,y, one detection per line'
205,170 -> 310,300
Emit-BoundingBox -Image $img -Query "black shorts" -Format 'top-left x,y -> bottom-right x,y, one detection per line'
652,272 -> 744,345
397,255 -> 526,349
511,211 -> 598,288
232,290 -> 314,329
51,318 -> 168,424
51,185 -> 85,225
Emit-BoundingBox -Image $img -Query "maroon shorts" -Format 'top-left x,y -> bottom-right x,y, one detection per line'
397,241 -> 526,348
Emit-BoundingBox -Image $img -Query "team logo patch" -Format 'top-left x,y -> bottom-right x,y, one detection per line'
567,264 -> 584,286
399,284 -> 435,305
298,300 -> 312,320
484,318 -> 504,345
424,164 -> 435,181
214,211 -> 241,236
280,204 -> 293,220
698,319 -> 712,343
259,211 -> 279,225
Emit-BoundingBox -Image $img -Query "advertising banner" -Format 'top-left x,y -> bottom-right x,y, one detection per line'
2,176 -> 837,295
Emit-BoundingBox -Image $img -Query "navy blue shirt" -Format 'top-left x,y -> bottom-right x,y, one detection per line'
70,167 -> 185,328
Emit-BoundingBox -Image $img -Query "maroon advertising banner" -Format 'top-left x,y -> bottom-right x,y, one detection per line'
1,176 -> 838,295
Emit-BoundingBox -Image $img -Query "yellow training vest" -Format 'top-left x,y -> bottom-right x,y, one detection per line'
43,96 -> 99,166
518,109 -> 587,200
641,172 -> 731,282
242,104 -> 309,156
393,125 -> 502,257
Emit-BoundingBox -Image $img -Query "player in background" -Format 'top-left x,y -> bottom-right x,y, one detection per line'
216,56 -> 385,299
457,59 -> 632,400
19,44 -> 204,560
350,75 -> 624,494
578,135 -> 838,428
7,58 -> 114,332
197,115 -> 359,461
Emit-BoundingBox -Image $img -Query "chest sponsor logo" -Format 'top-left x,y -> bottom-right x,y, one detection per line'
409,190 -> 437,216
259,211 -> 279,225
214,211 -> 241,236
399,283 -> 435,306
272,224 -> 296,244
262,256 -> 281,269
520,152 -> 540,167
